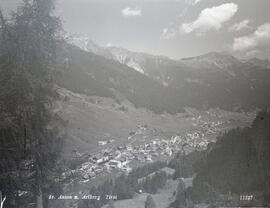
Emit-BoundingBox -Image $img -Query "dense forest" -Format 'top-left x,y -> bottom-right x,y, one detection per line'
0,0 -> 64,207
77,161 -> 167,208
172,110 -> 270,207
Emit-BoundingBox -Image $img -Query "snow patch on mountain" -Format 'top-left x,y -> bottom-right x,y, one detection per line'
68,34 -> 145,74
126,59 -> 145,74
105,47 -> 145,74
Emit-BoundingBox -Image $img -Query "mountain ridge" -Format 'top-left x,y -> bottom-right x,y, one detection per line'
54,37 -> 270,114
67,34 -> 270,74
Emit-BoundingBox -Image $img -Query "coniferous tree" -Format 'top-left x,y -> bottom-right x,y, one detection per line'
145,195 -> 156,208
190,110 -> 270,205
0,0 -> 63,207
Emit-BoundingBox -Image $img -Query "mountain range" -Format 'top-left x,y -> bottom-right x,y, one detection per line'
54,35 -> 270,114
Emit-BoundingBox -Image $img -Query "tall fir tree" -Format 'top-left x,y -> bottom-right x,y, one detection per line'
0,0 -> 63,207
145,195 -> 156,208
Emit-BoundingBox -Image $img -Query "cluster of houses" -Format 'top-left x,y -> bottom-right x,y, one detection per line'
98,139 -> 115,146
67,116 -> 228,183
75,137 -> 200,182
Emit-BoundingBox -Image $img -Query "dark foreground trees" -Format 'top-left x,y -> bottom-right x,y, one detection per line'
189,110 -> 270,206
77,161 -> 168,208
0,0 -> 63,207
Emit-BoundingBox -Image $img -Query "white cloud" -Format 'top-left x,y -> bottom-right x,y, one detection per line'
160,27 -> 177,40
229,19 -> 251,32
121,7 -> 142,17
181,3 -> 238,35
233,23 -> 270,51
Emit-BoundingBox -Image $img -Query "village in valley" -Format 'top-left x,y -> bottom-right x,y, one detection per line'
62,107 -> 255,186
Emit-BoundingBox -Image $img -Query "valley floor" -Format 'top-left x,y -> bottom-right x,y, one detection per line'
52,88 -> 257,207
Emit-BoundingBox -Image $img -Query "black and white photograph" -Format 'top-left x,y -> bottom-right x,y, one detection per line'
0,0 -> 270,207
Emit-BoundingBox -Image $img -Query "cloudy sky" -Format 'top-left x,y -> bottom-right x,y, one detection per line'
1,0 -> 270,59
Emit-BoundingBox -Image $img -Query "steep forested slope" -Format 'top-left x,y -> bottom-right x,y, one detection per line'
54,42 -> 270,114
190,110 -> 270,205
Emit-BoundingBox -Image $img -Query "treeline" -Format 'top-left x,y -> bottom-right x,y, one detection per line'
130,161 -> 166,179
172,110 -> 270,207
138,171 -> 167,194
78,161 -> 167,208
168,150 -> 202,179
0,1 -> 64,208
